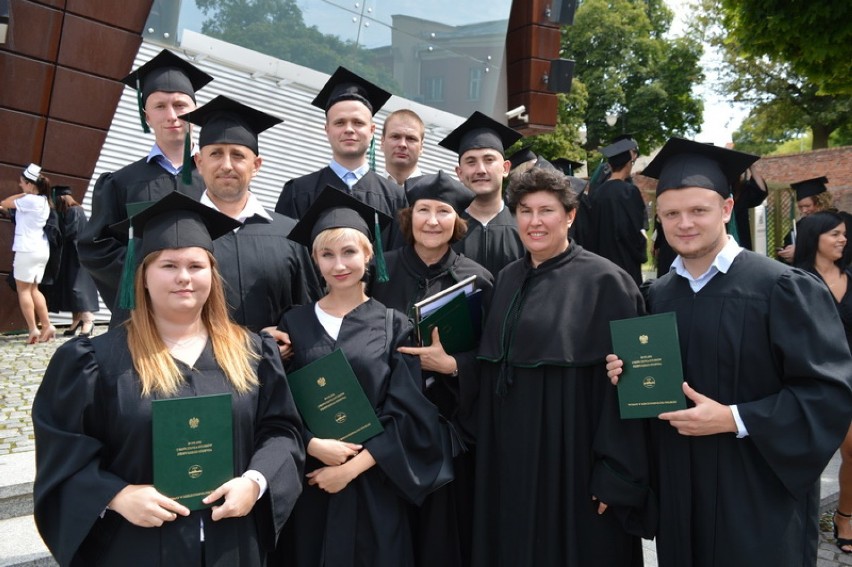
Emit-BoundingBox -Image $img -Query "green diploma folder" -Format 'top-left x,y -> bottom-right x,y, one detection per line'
609,312 -> 686,419
287,349 -> 384,444
151,393 -> 234,510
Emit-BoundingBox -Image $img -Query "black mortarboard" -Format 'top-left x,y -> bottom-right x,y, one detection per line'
404,171 -> 476,215
600,139 -> 637,168
642,137 -> 759,198
120,49 -> 213,134
438,111 -> 523,158
610,133 -> 639,152
180,95 -> 282,155
791,176 -> 828,201
508,147 -> 537,170
551,158 -> 584,176
531,156 -> 558,172
312,66 -> 391,116
109,191 -> 240,309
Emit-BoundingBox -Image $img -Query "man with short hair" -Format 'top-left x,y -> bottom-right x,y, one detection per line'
440,111 -> 524,276
381,109 -> 424,185
275,67 -> 407,250
183,96 -> 320,355
78,50 -> 213,313
608,138 -> 852,567
585,138 -> 647,285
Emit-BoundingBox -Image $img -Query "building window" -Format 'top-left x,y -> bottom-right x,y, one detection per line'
424,76 -> 444,102
469,67 -> 482,101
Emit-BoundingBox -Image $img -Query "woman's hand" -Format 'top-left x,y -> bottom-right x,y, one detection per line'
605,354 -> 624,385
306,464 -> 356,494
397,327 -> 458,375
108,484 -> 190,527
262,327 -> 293,360
205,477 -> 259,521
307,437 -> 362,466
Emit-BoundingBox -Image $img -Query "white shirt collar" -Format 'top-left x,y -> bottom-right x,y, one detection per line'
200,190 -> 272,229
671,235 -> 743,292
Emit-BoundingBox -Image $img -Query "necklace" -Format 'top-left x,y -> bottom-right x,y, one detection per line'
162,333 -> 206,348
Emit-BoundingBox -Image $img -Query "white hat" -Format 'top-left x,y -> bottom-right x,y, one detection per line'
22,163 -> 41,183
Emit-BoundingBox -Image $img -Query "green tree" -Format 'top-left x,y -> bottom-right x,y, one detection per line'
718,0 -> 852,95
562,0 -> 704,152
511,81 -> 590,164
195,0 -> 397,91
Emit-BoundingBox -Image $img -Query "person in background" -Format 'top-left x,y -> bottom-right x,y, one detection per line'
381,109 -> 425,185
793,211 -> 852,553
370,171 -> 493,567
440,111 -> 524,277
729,165 -> 768,250
49,186 -> 98,337
777,176 -> 834,263
78,49 -> 213,314
1,164 -> 55,343
33,191 -> 305,566
472,166 -> 653,566
275,66 -> 407,251
277,187 -> 447,567
607,138 -> 852,567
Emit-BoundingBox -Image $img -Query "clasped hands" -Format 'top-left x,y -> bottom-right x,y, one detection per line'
306,438 -> 368,494
108,476 -> 260,528
605,354 -> 738,436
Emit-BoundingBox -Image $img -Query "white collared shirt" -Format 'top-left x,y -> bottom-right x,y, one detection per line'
201,190 -> 272,229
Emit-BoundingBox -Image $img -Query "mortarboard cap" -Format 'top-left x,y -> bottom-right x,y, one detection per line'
180,95 -> 282,155
404,171 -> 476,215
610,133 -> 639,152
642,137 -> 759,198
791,176 -> 828,201
121,49 -> 213,105
438,111 -> 523,158
109,191 -> 240,309
551,158 -> 584,176
508,147 -> 537,170
288,186 -> 392,248
531,155 -> 558,172
22,163 -> 41,182
51,185 -> 72,198
312,66 -> 391,116
600,139 -> 637,168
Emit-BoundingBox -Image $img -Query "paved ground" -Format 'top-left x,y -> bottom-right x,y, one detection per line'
3,324 -> 852,566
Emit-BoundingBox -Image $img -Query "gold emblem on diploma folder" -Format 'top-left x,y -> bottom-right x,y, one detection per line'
639,334 -> 649,345
189,417 -> 200,429
317,376 -> 327,387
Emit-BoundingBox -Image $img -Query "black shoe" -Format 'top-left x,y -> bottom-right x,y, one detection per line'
834,510 -> 852,553
63,321 -> 82,336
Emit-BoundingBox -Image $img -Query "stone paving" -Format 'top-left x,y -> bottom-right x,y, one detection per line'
3,324 -> 852,566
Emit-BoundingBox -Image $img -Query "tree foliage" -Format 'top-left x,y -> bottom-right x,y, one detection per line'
718,0 -> 852,95
561,0 -> 704,153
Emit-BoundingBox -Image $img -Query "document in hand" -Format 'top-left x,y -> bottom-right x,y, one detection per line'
287,349 -> 384,444
152,393 -> 234,510
413,275 -> 482,353
609,311 -> 687,419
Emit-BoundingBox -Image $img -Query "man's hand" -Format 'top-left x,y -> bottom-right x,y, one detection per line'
108,484 -> 190,527
658,382 -> 738,436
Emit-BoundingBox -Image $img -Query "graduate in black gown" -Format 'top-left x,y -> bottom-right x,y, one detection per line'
276,187 -> 448,567
78,50 -> 213,313
440,112 -> 525,277
608,138 -> 852,567
793,211 -> 852,553
33,192 -> 305,567
370,171 -> 493,567
472,167 -> 654,567
586,138 -> 647,285
274,67 -> 406,250
180,96 -> 320,343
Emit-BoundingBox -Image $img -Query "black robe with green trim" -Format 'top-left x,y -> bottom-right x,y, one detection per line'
277,298 -> 447,567
32,329 -> 305,567
370,245 -> 493,567
472,244 -> 655,567
647,251 -> 852,567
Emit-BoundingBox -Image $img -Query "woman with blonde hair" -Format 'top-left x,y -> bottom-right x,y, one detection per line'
32,192 -> 305,566
0,163 -> 55,343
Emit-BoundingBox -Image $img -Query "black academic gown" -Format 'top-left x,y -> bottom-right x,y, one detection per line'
278,299 -> 447,567
647,251 -> 852,567
78,159 -> 206,311
370,246 -> 493,567
213,212 -> 321,332
32,328 -> 305,567
274,167 -> 407,250
472,245 -> 655,567
586,178 -> 647,285
452,206 -> 524,277
730,177 -> 767,251
48,206 -> 99,312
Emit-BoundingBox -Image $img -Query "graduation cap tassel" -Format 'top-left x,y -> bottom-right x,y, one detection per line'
136,78 -> 150,134
368,137 -> 376,172
118,225 -> 137,310
181,131 -> 193,185
373,211 -> 389,283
